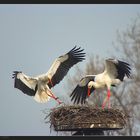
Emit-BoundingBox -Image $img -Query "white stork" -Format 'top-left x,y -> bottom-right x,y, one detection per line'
12,46 -> 85,104
70,58 -> 131,109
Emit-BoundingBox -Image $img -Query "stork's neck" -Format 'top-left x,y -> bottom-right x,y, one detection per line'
88,81 -> 101,89
90,73 -> 106,89
88,81 -> 96,87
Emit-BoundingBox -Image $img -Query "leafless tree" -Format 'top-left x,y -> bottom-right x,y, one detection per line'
44,15 -> 140,136
110,14 -> 140,136
64,15 -> 140,136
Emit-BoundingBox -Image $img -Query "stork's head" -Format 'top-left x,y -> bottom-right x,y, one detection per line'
88,81 -> 95,89
87,81 -> 96,97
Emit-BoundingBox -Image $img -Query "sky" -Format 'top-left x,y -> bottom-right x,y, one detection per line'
0,4 -> 140,136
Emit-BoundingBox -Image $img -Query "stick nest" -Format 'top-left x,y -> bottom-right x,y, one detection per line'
49,105 -> 128,131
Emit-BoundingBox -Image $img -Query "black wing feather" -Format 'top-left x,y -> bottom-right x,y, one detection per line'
48,46 -> 85,88
70,76 -> 95,104
12,71 -> 37,96
70,85 -> 88,104
115,60 -> 131,81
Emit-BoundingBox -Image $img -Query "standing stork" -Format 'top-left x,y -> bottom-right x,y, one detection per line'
70,58 -> 131,109
12,46 -> 85,104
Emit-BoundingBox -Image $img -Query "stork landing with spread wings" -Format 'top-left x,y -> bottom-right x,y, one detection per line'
12,46 -> 85,104
70,58 -> 131,109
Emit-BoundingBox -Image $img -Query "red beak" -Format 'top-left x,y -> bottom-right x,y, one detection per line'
88,88 -> 91,96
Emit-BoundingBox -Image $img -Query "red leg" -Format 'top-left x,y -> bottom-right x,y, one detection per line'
107,89 -> 111,109
47,90 -> 62,104
102,96 -> 107,109
56,98 -> 63,105
94,91 -> 98,108
102,89 -> 111,109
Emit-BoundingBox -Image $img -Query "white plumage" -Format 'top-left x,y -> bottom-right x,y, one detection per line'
12,46 -> 85,104
70,58 -> 131,108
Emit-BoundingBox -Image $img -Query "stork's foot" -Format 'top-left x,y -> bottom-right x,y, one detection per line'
102,101 -> 112,109
102,104 -> 105,109
57,100 -> 62,105
108,101 -> 111,109
102,103 -> 112,109
55,97 -> 63,105
51,108 -> 56,111
102,97 -> 107,109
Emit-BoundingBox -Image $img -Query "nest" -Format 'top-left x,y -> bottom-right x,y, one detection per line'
49,105 -> 128,132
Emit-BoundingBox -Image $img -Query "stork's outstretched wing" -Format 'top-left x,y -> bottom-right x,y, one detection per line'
12,71 -> 38,96
70,76 -> 95,104
47,46 -> 86,88
105,58 -> 131,81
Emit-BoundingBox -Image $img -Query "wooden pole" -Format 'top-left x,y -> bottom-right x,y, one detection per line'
72,129 -> 104,136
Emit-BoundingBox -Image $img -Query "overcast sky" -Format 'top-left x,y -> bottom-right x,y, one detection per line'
0,4 -> 140,136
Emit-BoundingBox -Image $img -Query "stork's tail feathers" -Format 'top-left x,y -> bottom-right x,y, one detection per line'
34,91 -> 50,103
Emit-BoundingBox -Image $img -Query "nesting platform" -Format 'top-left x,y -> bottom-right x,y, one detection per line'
50,105 -> 128,133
